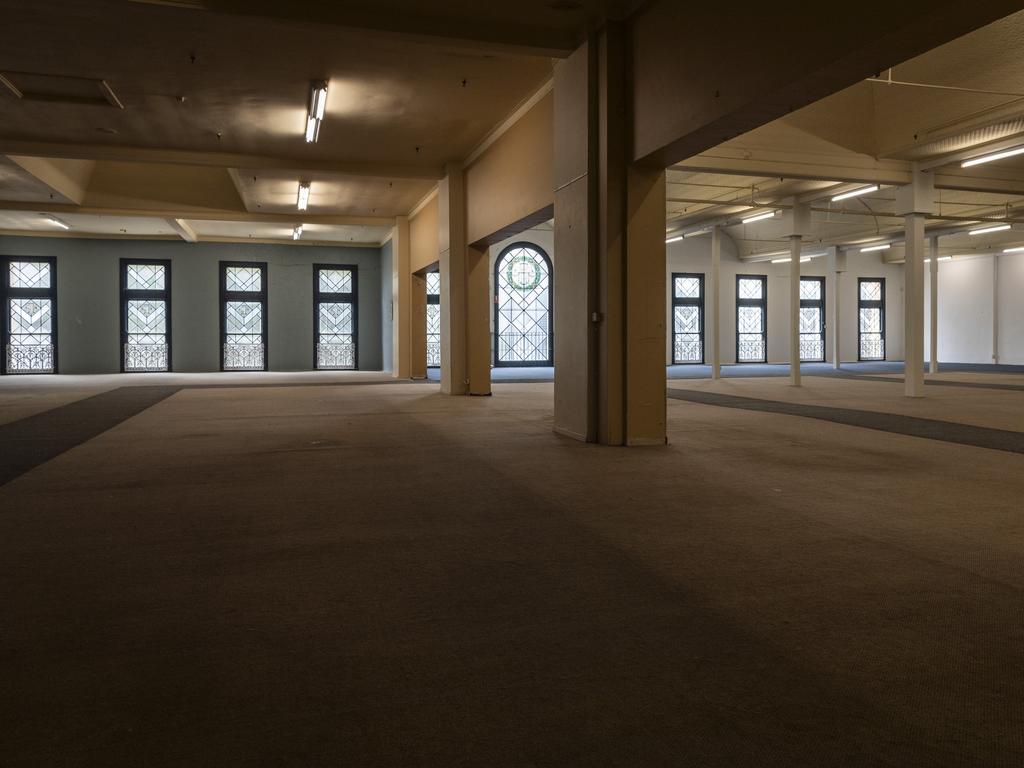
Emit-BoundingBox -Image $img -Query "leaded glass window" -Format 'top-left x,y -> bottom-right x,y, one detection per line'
799,277 -> 825,362
736,275 -> 767,363
121,260 -> 170,372
672,272 -> 704,364
221,262 -> 267,371
426,271 -> 441,368
315,265 -> 357,370
858,278 -> 885,361
494,243 -> 552,366
3,258 -> 56,374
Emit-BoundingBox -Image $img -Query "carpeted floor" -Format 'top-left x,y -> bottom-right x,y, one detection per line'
0,374 -> 1022,766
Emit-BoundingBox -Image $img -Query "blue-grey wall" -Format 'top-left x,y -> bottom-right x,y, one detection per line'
379,238 -> 393,373
0,236 -> 386,374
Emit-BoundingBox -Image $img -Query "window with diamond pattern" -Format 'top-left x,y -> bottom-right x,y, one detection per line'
494,244 -> 552,366
858,278 -> 885,361
121,260 -> 170,372
221,262 -> 267,371
736,275 -> 767,363
799,277 -> 825,362
672,273 -> 704,364
315,266 -> 357,370
426,271 -> 441,368
3,258 -> 56,374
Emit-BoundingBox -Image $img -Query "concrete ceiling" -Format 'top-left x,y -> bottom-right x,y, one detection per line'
0,0 -> 560,245
668,10 -> 1024,263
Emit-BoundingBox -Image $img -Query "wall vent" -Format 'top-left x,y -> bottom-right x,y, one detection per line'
0,71 -> 124,109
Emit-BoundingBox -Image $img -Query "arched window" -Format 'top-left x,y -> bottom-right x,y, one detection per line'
494,243 -> 552,366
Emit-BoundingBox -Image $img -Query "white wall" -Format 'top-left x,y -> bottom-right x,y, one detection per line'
928,256 -> 995,365
666,234 -> 905,364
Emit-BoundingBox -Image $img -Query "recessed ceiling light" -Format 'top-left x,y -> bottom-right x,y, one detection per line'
861,243 -> 891,252
961,145 -> 1024,168
968,223 -> 1011,236
742,210 -> 776,224
297,181 -> 311,211
831,184 -> 879,202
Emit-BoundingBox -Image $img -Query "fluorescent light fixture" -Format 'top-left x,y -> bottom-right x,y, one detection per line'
304,81 -> 328,143
665,235 -> 683,244
800,257 -> 811,263
292,225 -> 303,241
742,210 -> 776,224
924,258 -> 931,263
861,243 -> 891,252
683,229 -> 709,238
770,257 -> 790,264
43,215 -> 70,230
804,252 -> 826,259
968,223 -> 1010,236
1003,246 -> 1024,253
937,256 -> 953,261
831,184 -> 879,202
297,181 -> 311,211
961,145 -> 1024,168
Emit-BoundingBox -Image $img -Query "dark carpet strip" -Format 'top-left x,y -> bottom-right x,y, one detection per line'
0,386 -> 181,486
836,373 -> 1024,393
668,388 -> 1024,455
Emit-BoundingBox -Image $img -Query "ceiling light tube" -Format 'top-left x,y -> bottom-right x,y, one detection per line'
304,81 -> 328,143
968,223 -> 1011,236
305,116 -> 320,143
831,184 -> 879,202
683,229 -> 709,238
937,256 -> 953,261
770,257 -> 791,264
665,235 -> 683,244
297,182 -> 311,211
800,257 -> 811,263
961,145 -> 1024,168
861,243 -> 891,252
1003,246 -> 1024,253
292,224 -> 303,241
742,210 -> 776,224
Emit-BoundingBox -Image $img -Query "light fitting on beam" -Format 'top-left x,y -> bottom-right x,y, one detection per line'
938,256 -> 953,261
42,214 -> 70,230
1003,246 -> 1024,253
968,223 -> 1011,236
297,181 -> 311,211
861,243 -> 891,252
293,224 -> 303,241
742,210 -> 777,224
770,257 -> 812,264
305,80 -> 328,143
665,235 -> 683,244
961,145 -> 1024,168
684,228 -> 710,238
831,185 -> 879,202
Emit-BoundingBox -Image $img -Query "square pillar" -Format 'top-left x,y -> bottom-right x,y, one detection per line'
710,226 -> 722,379
928,236 -> 938,374
391,215 -> 411,378
828,247 -> 845,370
439,165 -> 467,395
411,273 -> 427,380
904,214 -> 926,397
553,27 -> 667,446
789,236 -> 802,386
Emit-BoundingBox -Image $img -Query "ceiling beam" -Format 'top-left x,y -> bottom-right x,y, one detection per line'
167,218 -> 198,243
0,140 -> 444,180
0,201 -> 395,228
673,148 -> 912,185
6,156 -> 96,205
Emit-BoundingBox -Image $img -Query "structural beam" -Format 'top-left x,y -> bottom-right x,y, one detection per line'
167,218 -> 197,243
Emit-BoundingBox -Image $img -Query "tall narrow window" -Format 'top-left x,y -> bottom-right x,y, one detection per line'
858,278 -> 886,361
314,265 -> 357,370
799,276 -> 825,362
220,262 -> 267,371
494,243 -> 553,366
672,272 -> 704,364
736,275 -> 767,363
426,270 -> 441,368
121,259 -> 170,372
3,258 -> 56,374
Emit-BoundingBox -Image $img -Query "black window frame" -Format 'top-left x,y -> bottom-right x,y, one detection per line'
493,242 -> 554,368
735,273 -> 767,364
858,277 -> 886,362
313,263 -> 359,371
671,271 -> 705,364
799,276 -> 826,363
426,269 -> 440,369
1,256 -> 58,375
219,261 -> 268,372
120,258 -> 172,373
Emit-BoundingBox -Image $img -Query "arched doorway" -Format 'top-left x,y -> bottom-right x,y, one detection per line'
494,242 -> 553,367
